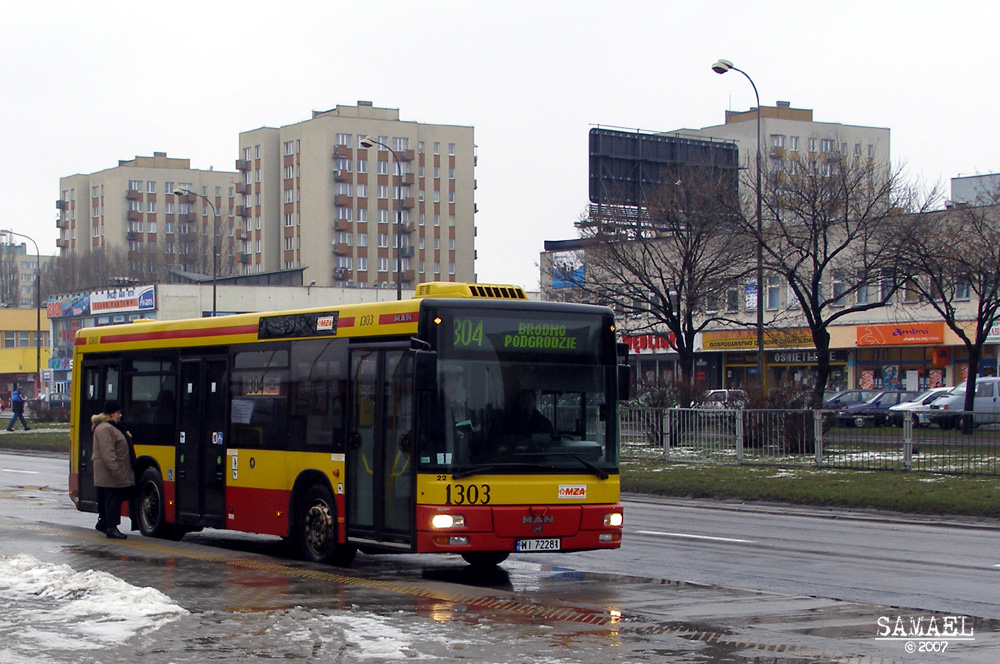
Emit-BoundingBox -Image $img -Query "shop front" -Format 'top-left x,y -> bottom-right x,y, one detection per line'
703,327 -> 836,389
848,321 -> 974,390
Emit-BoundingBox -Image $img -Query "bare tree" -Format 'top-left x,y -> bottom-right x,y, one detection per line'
545,166 -> 753,389
898,203 -> 1000,432
750,155 -> 933,408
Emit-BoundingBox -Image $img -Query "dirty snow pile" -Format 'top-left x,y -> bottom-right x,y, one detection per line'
0,553 -> 187,657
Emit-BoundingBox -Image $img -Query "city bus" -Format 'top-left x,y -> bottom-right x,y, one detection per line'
68,282 -> 627,568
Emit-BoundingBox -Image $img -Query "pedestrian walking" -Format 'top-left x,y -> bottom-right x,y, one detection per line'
91,400 -> 135,539
6,386 -> 30,432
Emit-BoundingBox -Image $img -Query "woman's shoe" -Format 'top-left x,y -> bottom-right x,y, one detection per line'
105,528 -> 127,540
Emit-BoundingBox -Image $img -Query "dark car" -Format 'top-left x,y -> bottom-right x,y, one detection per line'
823,389 -> 879,410
836,390 -> 919,428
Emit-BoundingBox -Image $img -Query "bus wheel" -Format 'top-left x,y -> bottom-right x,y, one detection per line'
296,485 -> 356,566
137,467 -> 184,541
461,551 -> 510,569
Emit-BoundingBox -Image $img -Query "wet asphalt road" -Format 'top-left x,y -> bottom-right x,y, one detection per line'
2,451 -> 1000,663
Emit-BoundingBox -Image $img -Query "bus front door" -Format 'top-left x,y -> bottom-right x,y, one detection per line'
347,348 -> 414,549
175,358 -> 228,528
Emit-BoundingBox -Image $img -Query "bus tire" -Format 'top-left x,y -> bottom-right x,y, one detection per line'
461,551 -> 510,569
137,467 -> 184,541
295,484 -> 356,566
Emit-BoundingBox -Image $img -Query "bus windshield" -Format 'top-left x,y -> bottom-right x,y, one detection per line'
416,301 -> 621,477
417,358 -> 617,476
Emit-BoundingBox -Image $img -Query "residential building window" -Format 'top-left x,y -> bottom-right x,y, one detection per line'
449,167 -> 455,180
377,161 -> 388,175
789,136 -> 799,150
243,147 -> 252,161
725,287 -> 740,313
378,210 -> 388,224
146,201 -> 156,213
336,207 -> 352,221
448,143 -> 455,156
285,213 -> 295,227
283,141 -> 295,156
146,181 -> 156,194
449,262 -> 455,275
808,137 -> 817,152
357,256 -> 368,271
377,185 -> 388,199
335,231 -> 352,246
356,159 -> 367,173
356,184 -> 368,198
377,233 -> 388,248
956,280 -> 971,301
336,133 -> 351,146
284,189 -> 295,203
832,273 -> 847,306
448,191 -> 455,203
433,142 -> 440,155
357,208 -> 368,222
434,214 -> 440,227
392,137 -> 409,151
770,134 -> 785,148
377,257 -> 388,272
820,138 -> 835,153
357,233 -> 367,247
335,158 -> 351,172
434,166 -> 440,179
284,165 -> 295,180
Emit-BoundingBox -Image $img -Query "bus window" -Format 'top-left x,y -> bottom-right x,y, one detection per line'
231,348 -> 290,449
289,339 -> 348,452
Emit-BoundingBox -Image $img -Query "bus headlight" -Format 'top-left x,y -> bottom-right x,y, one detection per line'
604,512 -> 623,528
432,514 -> 465,529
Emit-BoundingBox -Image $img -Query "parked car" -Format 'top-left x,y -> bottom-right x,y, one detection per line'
823,389 -> 879,410
25,393 -> 70,417
929,377 -> 1000,429
887,387 -> 954,427
694,389 -> 748,409
836,390 -> 919,427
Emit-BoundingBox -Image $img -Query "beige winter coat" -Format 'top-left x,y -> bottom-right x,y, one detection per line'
91,414 -> 135,488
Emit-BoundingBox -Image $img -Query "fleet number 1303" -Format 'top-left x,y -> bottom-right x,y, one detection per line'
445,483 -> 491,505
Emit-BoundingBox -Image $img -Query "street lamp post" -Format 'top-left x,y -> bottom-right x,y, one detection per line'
712,58 -> 765,387
174,189 -> 219,316
360,136 -> 405,301
0,230 -> 41,398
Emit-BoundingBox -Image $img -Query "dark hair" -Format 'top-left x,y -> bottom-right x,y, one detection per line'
101,400 -> 123,415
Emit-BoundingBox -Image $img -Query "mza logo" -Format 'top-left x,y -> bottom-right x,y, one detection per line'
558,484 -> 587,499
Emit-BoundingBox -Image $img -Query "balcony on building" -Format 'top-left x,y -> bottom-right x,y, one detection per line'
400,172 -> 416,186
333,168 -> 350,182
401,269 -> 416,282
236,182 -> 249,194
126,189 -> 142,201
56,199 -> 68,210
56,218 -> 68,229
236,159 -> 251,171
334,194 -> 352,208
335,219 -> 352,232
333,145 -> 352,159
239,253 -> 250,264
332,242 -> 350,255
400,197 -> 415,210
397,149 -> 415,162
127,210 -> 142,221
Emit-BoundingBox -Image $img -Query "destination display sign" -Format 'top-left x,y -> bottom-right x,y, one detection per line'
441,312 -> 602,359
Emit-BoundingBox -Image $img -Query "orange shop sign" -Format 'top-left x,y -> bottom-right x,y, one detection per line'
622,333 -> 675,354
856,322 -> 944,346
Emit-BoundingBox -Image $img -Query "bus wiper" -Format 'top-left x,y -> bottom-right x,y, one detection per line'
514,451 -> 610,480
450,463 -> 537,480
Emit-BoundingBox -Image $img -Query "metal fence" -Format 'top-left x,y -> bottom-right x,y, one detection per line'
620,407 -> 1000,476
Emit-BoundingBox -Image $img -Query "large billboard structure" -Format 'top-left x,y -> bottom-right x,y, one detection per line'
588,128 -> 739,208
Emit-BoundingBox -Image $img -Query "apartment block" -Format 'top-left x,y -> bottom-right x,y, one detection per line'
237,101 -> 477,287
674,101 -> 891,181
57,153 -> 242,279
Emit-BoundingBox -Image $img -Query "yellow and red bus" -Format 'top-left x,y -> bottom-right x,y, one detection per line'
69,282 -> 627,567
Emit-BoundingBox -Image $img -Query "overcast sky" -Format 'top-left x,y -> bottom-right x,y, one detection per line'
2,1 -> 997,290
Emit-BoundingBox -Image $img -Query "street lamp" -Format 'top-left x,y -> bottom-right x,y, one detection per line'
0,230 -> 41,398
174,189 -> 219,316
360,136 -> 406,301
712,58 -> 765,387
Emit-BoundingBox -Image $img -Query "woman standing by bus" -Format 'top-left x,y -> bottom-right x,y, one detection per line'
91,400 -> 135,539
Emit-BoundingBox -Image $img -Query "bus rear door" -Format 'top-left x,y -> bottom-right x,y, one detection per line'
346,346 -> 415,549
77,361 -> 122,512
175,357 -> 228,528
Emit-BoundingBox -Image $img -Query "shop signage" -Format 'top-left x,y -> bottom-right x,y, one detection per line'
987,323 -> 1000,344
622,333 -> 675,354
856,322 -> 944,346
703,327 -> 813,351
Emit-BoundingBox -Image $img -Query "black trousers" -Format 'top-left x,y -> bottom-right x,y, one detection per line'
96,486 -> 129,529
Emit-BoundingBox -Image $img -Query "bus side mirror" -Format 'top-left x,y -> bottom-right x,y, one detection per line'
618,364 -> 631,402
414,350 -> 437,392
